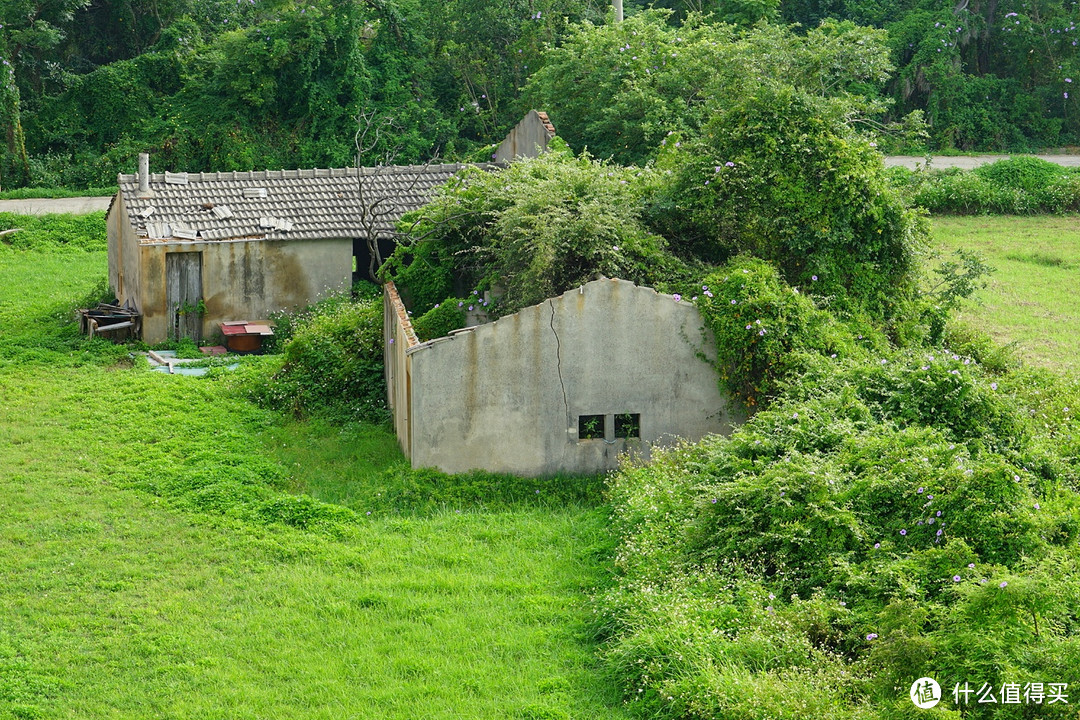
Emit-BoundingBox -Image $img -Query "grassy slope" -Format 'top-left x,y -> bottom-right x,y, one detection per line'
0,245 -> 627,719
932,215 -> 1080,373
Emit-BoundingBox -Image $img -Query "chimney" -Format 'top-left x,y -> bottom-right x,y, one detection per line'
138,153 -> 153,196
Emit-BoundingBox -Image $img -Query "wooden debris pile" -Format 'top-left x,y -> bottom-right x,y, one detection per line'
78,303 -> 141,339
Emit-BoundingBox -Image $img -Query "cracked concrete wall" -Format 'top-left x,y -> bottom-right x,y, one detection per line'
402,278 -> 742,477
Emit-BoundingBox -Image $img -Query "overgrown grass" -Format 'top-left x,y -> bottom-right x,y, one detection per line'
0,235 -> 629,718
598,256 -> 1080,719
932,215 -> 1080,373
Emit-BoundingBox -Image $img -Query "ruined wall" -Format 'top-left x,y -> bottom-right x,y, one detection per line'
397,278 -> 742,477
384,282 -> 419,458
137,237 -> 351,344
493,110 -> 556,163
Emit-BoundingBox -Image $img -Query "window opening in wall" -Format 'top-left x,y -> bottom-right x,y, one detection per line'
578,414 -> 605,440
614,413 -> 641,439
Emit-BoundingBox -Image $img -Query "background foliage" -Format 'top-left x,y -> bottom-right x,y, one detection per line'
6,0 -> 1080,190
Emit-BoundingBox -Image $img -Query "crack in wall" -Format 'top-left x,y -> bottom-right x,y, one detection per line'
549,298 -> 570,429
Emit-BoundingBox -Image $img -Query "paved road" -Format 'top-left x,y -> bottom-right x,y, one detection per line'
0,196 -> 112,215
1,154 -> 1080,215
884,154 -> 1080,169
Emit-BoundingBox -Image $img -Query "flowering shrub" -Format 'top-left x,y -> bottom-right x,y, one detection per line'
601,353 -> 1080,719
694,256 -> 858,406
649,86 -> 927,319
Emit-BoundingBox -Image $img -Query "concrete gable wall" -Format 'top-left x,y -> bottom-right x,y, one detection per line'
393,278 -> 742,477
493,110 -> 556,163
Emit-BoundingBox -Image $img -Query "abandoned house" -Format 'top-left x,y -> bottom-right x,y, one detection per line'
106,110 -> 557,344
384,277 -> 744,477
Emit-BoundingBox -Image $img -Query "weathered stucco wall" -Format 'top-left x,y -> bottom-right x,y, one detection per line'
392,278 -> 742,477
137,237 -> 351,344
108,193 -> 141,306
493,110 -> 556,163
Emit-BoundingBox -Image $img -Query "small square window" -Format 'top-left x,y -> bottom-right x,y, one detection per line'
578,414 -> 605,440
614,413 -> 640,439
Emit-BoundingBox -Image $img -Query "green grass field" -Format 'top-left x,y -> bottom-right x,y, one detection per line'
4,211 -> 1078,719
932,215 -> 1080,373
0,239 -> 628,719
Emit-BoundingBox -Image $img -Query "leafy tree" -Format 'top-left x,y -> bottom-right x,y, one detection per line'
647,84 -> 927,317
524,11 -> 895,165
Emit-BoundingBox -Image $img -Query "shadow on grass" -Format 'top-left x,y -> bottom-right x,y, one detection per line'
260,417 -> 610,517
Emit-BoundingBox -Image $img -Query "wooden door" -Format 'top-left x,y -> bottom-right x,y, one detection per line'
166,252 -> 202,342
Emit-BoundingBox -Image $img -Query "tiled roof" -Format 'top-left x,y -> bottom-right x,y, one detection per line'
115,164 -> 497,242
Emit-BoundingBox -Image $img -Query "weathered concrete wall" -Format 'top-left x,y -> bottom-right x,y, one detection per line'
108,193 -> 141,306
384,282 -> 419,458
399,278 -> 742,477
494,110 -> 556,163
137,237 -> 351,344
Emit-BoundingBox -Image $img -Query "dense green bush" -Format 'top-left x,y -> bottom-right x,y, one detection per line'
411,299 -> 468,341
388,144 -> 689,317
600,350 -> 1080,719
694,256 -> 859,406
648,86 -> 927,319
248,293 -> 387,423
890,158 -> 1080,215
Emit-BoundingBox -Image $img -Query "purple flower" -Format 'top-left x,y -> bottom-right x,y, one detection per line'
918,487 -> 925,494
900,529 -> 907,536
1034,502 -> 1041,510
725,161 -> 735,167
673,294 -> 682,302
937,529 -> 943,536
758,329 -> 766,336
936,510 -> 942,517
811,275 -> 818,281
968,563 -> 975,568
866,633 -> 878,641
991,382 -> 998,390
953,575 -> 961,582
468,305 -> 474,311
1000,581 -> 1008,588
874,542 -> 881,549
711,498 -> 717,503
